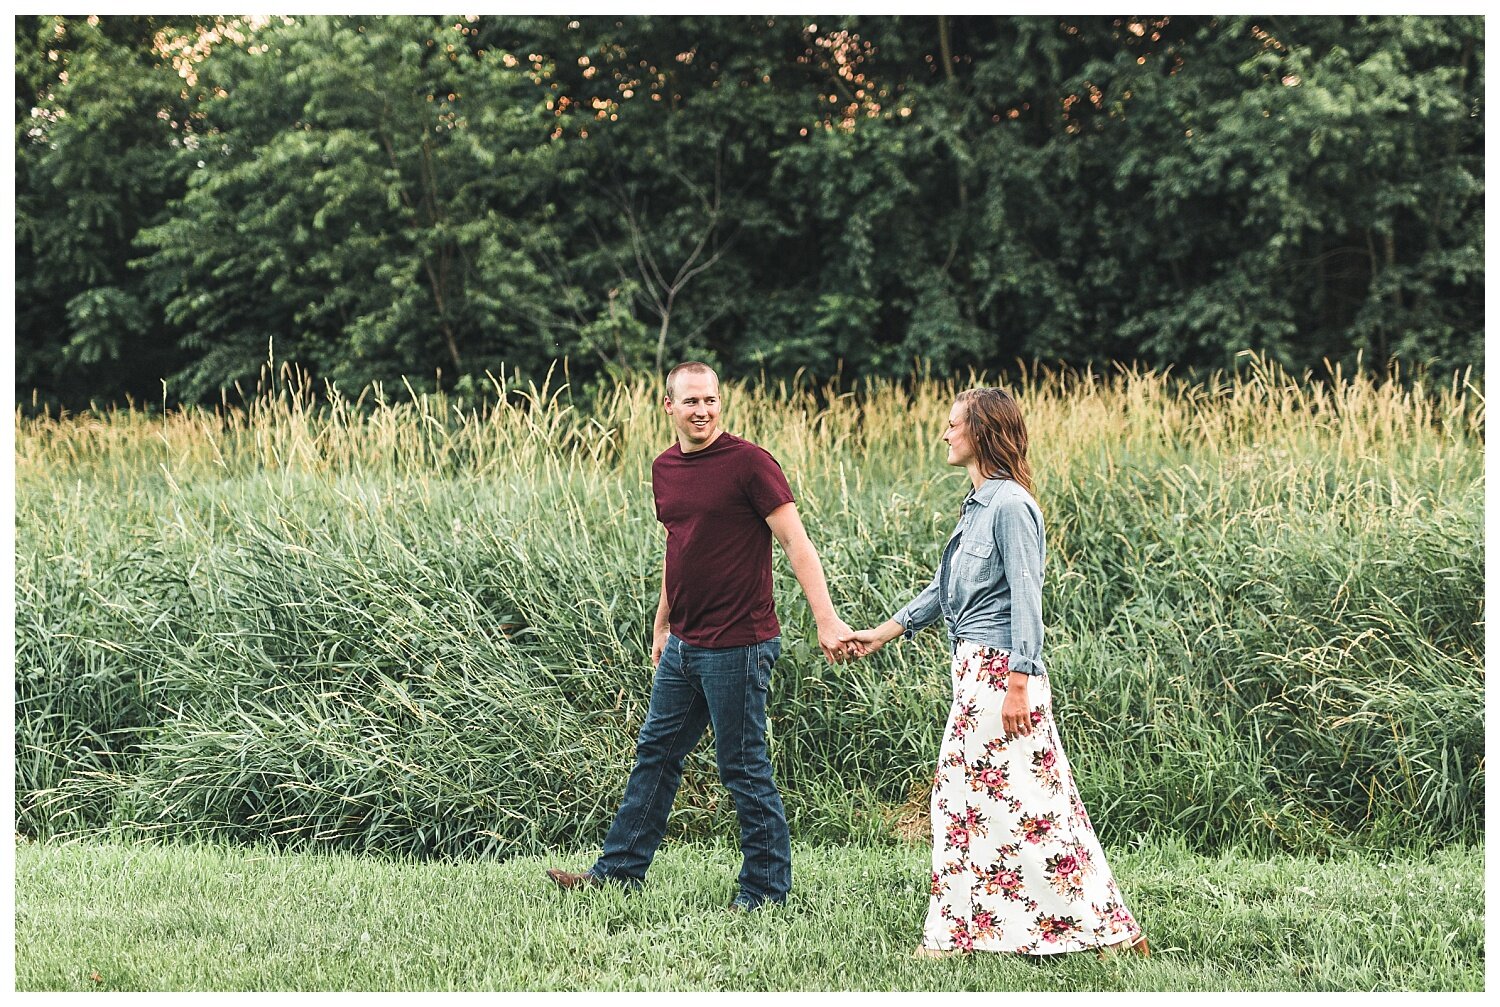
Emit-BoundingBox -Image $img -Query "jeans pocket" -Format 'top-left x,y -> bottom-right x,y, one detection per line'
754,637 -> 781,690
655,633 -> 678,675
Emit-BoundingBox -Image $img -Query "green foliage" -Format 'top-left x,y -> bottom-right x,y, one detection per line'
132,15 -> 566,401
12,15 -> 1484,408
14,15 -> 197,405
13,365 -> 1483,858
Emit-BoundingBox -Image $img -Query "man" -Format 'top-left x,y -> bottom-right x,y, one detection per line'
546,361 -> 854,910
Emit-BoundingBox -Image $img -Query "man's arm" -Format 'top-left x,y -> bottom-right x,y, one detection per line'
652,559 -> 670,666
764,501 -> 854,663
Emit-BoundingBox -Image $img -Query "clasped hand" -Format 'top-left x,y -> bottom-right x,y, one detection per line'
816,618 -> 887,664
819,619 -> 901,662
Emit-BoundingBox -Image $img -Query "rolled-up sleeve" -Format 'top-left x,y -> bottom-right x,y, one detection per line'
891,568 -> 942,639
995,498 -> 1046,675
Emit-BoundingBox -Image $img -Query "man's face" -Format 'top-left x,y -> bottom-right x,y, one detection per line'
665,371 -> 722,451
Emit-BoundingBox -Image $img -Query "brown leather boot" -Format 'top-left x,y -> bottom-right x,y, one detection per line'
545,867 -> 601,890
1098,933 -> 1150,958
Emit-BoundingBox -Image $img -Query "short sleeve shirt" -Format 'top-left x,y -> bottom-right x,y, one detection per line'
652,432 -> 795,648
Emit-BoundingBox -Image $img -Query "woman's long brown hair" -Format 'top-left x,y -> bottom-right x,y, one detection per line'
955,387 -> 1035,499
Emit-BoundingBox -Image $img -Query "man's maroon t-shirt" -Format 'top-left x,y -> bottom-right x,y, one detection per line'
653,432 -> 795,648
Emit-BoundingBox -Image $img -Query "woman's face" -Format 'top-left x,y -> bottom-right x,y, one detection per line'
944,400 -> 975,468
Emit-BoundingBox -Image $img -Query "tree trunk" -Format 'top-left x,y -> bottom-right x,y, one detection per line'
938,16 -> 970,289
939,15 -> 956,82
424,257 -> 463,371
655,306 -> 672,375
1365,229 -> 1384,373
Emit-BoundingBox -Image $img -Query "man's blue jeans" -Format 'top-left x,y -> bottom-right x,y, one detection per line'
590,633 -> 791,906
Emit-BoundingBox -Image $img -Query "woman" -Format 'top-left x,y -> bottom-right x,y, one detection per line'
848,388 -> 1148,959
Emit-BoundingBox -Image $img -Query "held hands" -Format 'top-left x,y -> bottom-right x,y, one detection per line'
841,628 -> 886,658
817,616 -> 858,664
651,617 -> 863,666
835,619 -> 905,660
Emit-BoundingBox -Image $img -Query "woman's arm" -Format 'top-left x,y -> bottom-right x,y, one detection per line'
846,566 -> 942,656
843,526 -> 946,656
889,568 -> 942,640
993,496 -> 1046,735
995,498 -> 1046,677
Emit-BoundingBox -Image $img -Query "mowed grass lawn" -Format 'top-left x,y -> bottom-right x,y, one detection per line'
14,836 -> 1482,991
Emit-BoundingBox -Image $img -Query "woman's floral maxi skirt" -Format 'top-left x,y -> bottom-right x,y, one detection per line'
922,641 -> 1142,955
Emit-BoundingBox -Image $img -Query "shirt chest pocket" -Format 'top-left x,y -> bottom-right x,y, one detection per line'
955,538 -> 995,582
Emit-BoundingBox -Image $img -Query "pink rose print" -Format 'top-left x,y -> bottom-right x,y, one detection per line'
977,651 -> 1011,689
1019,812 -> 1059,844
973,863 -> 1028,903
1031,748 -> 1063,793
971,908 -> 1000,941
968,762 -> 1009,800
1072,842 -> 1094,873
951,699 -> 979,740
1045,851 -> 1085,897
939,906 -> 974,952
919,641 -> 1141,958
1034,914 -> 1082,943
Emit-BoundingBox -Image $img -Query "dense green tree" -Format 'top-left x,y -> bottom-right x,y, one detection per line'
13,15 -> 1484,408
15,15 -> 196,406
1083,15 -> 1484,374
135,15 -> 566,399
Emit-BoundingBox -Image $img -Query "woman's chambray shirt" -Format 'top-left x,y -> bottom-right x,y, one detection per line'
890,476 -> 1047,676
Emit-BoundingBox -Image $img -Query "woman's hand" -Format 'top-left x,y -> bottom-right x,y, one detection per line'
841,619 -> 905,658
1002,672 -> 1032,737
846,628 -> 887,658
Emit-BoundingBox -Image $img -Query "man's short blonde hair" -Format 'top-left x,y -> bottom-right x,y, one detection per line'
665,361 -> 719,400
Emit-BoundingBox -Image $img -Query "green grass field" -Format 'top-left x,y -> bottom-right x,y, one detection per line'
13,359 -> 1483,991
14,836 -> 1483,991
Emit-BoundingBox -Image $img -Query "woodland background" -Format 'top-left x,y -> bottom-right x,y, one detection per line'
14,14 -> 1484,409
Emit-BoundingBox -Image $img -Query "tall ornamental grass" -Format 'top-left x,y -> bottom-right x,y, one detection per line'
14,356 -> 1483,857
